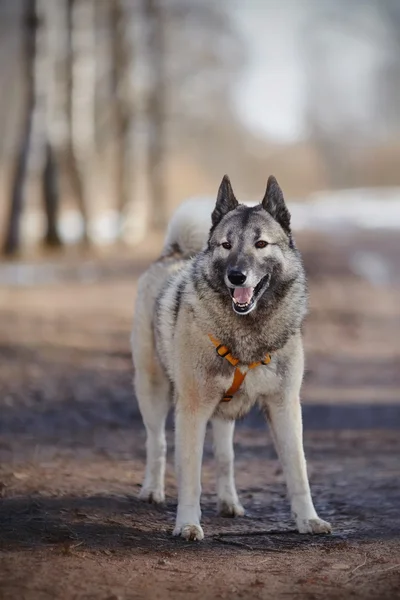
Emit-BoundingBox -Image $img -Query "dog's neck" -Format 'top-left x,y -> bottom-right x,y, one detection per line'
191,278 -> 306,364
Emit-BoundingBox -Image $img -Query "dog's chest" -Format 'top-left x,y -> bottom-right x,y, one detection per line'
213,362 -> 281,420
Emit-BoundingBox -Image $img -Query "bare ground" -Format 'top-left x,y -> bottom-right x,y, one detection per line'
0,231 -> 400,600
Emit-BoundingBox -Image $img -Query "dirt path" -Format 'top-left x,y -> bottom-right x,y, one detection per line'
0,231 -> 400,599
0,426 -> 399,600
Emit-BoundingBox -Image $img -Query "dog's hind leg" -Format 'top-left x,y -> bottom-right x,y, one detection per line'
212,418 -> 244,517
135,369 -> 170,504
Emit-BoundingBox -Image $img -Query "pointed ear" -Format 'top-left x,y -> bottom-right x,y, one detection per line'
261,175 -> 291,235
211,175 -> 239,227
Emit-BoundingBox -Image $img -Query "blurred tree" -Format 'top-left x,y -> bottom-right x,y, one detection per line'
303,0 -> 400,188
303,2 -> 371,188
66,0 -> 96,244
67,0 -> 96,243
2,0 -> 246,253
116,0 -> 243,240
303,30 -> 353,189
38,0 -> 62,247
3,0 -> 36,256
115,0 -> 167,242
164,0 -> 245,177
3,0 -> 62,256
110,0 -> 135,225
379,0 -> 400,134
145,0 -> 166,230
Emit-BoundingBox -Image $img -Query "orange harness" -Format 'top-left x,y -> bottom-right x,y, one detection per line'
208,334 -> 271,402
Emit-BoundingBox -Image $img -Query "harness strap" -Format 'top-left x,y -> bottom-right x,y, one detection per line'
208,334 -> 271,402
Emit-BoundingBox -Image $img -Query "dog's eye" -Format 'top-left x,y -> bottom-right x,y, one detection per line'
255,240 -> 268,249
221,242 -> 232,250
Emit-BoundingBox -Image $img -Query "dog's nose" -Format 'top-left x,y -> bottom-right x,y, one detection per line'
228,270 -> 247,285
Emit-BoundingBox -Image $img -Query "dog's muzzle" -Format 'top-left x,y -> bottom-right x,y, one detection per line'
228,274 -> 270,315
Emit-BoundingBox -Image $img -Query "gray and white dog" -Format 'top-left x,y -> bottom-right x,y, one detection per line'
131,175 -> 332,541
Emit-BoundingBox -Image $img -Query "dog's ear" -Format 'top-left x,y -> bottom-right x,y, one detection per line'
212,175 -> 239,227
261,175 -> 291,236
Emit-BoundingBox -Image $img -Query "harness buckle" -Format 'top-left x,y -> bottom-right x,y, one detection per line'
216,345 -> 230,358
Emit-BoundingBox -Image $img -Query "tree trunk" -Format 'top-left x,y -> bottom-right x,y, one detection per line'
114,0 -> 149,244
110,0 -> 135,222
39,0 -> 69,248
42,142 -> 61,246
32,0 -> 63,249
144,0 -> 167,230
66,0 -> 96,244
3,0 -> 36,256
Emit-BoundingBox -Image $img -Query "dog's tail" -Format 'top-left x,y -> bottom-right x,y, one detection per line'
162,196 -> 215,257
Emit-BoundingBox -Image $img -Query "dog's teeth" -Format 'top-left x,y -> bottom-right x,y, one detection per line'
232,295 -> 253,310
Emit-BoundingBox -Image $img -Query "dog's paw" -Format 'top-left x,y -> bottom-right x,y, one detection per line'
138,486 -> 165,504
218,499 -> 245,518
173,523 -> 204,541
297,517 -> 332,534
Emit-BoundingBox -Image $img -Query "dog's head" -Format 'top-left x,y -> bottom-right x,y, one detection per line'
206,175 -> 301,316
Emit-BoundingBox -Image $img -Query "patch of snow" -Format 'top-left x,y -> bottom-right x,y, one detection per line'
16,188 -> 400,253
59,210 -> 86,244
88,210 -> 121,245
290,188 -> 400,231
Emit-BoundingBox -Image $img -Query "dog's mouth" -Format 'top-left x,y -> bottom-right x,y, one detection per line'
228,274 -> 270,315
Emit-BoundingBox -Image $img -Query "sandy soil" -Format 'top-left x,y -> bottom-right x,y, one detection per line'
0,231 -> 399,600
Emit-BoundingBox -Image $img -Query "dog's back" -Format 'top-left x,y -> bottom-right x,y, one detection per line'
131,198 -> 213,396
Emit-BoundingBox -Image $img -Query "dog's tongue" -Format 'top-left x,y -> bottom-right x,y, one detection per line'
233,287 -> 254,304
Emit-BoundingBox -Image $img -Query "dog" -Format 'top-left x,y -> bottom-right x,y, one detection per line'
131,175 -> 332,541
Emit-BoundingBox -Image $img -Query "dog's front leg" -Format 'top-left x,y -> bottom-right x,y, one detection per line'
266,395 -> 332,534
173,403 -> 211,541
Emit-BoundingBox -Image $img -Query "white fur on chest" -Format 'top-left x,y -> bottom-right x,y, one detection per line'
213,362 -> 281,420
243,363 -> 281,399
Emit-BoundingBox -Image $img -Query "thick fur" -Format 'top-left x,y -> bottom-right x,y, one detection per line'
131,175 -> 331,541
